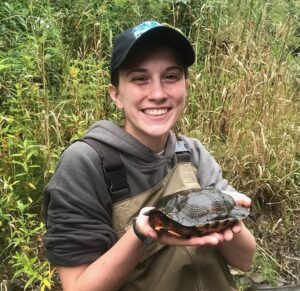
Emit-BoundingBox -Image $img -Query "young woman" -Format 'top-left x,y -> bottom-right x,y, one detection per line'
44,20 -> 256,291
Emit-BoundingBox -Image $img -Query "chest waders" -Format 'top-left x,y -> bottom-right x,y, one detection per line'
80,138 -> 237,291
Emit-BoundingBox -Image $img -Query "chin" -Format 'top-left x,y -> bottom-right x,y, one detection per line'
145,127 -> 171,138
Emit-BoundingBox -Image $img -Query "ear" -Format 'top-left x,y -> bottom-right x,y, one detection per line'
108,84 -> 124,109
185,79 -> 190,90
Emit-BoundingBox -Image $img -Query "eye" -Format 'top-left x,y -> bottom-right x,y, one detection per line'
165,74 -> 177,80
130,75 -> 149,84
163,72 -> 181,83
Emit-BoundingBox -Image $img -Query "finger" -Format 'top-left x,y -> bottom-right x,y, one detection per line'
139,206 -> 155,216
222,227 -> 234,241
157,232 -> 223,246
232,221 -> 242,234
208,232 -> 224,243
221,221 -> 243,241
134,207 -> 158,239
223,190 -> 251,207
189,233 -> 223,246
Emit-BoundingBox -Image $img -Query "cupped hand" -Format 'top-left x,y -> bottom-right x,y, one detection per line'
135,207 -> 226,247
154,231 -> 224,246
157,220 -> 245,246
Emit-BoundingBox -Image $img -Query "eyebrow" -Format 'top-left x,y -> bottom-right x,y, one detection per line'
126,68 -> 146,76
125,66 -> 184,76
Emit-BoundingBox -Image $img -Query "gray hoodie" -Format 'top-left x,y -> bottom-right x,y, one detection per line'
43,120 -> 232,266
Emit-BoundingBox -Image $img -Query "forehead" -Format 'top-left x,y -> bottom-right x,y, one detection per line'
121,44 -> 184,71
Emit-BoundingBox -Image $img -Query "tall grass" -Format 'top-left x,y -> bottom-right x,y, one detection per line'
0,0 -> 299,289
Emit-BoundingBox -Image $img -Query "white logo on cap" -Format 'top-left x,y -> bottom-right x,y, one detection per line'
132,21 -> 161,39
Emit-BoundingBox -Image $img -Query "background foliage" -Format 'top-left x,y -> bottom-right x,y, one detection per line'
0,0 -> 299,289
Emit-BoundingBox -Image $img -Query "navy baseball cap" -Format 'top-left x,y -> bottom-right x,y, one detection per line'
110,20 -> 195,79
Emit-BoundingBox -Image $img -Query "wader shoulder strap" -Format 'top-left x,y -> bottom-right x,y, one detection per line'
79,137 -> 191,202
79,137 -> 129,203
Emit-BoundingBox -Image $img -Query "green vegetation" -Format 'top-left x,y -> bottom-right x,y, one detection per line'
1,0 -> 299,289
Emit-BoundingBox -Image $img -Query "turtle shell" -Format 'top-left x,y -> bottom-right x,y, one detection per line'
148,187 -> 250,238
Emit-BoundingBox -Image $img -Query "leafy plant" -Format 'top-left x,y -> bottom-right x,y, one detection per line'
1,0 -> 299,289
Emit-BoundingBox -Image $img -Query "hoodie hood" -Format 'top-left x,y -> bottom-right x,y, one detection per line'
85,120 -> 177,163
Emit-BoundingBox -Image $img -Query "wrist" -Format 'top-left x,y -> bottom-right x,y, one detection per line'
132,218 -> 147,242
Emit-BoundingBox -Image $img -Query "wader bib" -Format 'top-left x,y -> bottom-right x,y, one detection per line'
112,163 -> 237,291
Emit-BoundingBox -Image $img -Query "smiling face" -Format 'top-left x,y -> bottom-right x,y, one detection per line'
108,45 -> 188,152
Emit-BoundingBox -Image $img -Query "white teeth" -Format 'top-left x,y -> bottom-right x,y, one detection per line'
144,108 -> 168,116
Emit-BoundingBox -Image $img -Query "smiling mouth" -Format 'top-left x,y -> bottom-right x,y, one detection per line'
143,108 -> 169,116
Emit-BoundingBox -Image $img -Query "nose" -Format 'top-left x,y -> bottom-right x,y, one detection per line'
149,79 -> 167,101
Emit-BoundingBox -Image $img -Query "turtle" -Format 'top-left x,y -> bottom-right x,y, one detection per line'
147,187 -> 250,238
